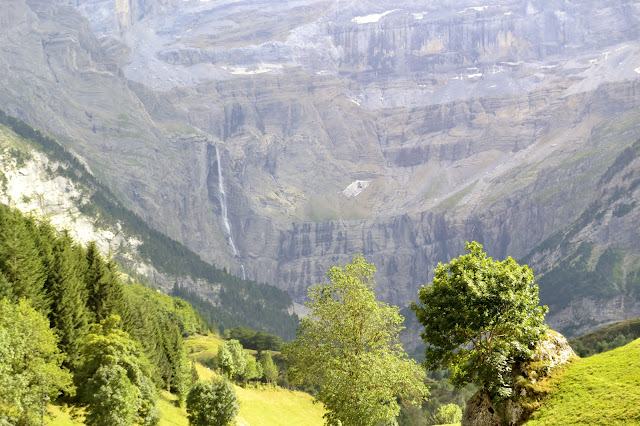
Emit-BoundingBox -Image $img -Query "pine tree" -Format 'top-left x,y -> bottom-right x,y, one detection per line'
85,242 -> 126,322
160,317 -> 190,402
0,208 -> 48,311
47,232 -> 90,369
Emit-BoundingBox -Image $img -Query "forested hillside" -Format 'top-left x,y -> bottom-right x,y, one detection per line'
0,109 -> 298,340
0,203 -> 210,423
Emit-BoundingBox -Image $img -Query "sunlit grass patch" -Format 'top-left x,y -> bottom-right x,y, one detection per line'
527,338 -> 640,425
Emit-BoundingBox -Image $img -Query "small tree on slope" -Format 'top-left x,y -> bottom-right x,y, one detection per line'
186,377 -> 239,426
283,255 -> 428,426
411,241 -> 548,401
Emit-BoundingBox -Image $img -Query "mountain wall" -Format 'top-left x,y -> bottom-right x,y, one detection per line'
2,0 -> 640,335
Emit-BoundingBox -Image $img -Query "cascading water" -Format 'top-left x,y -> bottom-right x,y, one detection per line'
215,145 -> 246,280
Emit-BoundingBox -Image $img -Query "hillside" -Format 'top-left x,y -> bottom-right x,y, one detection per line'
526,338 -> 640,424
569,317 -> 640,357
176,333 -> 326,426
0,112 -> 298,339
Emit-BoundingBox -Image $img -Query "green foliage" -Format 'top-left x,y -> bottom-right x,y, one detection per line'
569,317 -> 640,357
171,285 -> 298,341
216,340 -> 249,383
240,353 -> 263,385
123,283 -> 196,399
527,339 -> 640,424
284,255 -> 428,426
538,244 -> 626,309
217,343 -> 235,379
411,242 -> 548,401
229,326 -> 283,353
0,298 -> 73,425
85,241 -> 127,323
0,206 -> 49,311
0,202 -> 214,417
84,364 -> 140,426
47,231 -> 91,369
0,109 -> 297,340
598,138 -> 640,185
432,403 -> 463,425
260,351 -> 278,385
186,378 -> 239,426
78,316 -> 160,425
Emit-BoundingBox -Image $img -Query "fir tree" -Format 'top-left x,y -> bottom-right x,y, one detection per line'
47,232 -> 90,369
0,208 -> 48,311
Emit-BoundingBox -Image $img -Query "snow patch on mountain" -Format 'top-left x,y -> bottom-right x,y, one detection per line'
342,180 -> 371,198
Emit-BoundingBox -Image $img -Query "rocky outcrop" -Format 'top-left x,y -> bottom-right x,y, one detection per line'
461,331 -> 575,426
463,392 -> 502,426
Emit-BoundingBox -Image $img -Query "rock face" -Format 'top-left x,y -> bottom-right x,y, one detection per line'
530,330 -> 576,370
461,331 -> 575,426
1,0 -> 640,335
462,392 -> 502,426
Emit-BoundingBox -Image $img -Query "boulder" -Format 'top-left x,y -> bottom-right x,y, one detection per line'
461,330 -> 575,426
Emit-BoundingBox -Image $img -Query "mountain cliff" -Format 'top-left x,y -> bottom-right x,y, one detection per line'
2,0 -> 640,335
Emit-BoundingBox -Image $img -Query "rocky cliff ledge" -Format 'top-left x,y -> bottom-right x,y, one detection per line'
462,330 -> 576,426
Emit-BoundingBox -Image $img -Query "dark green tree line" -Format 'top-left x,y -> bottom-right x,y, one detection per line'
0,204 -> 204,420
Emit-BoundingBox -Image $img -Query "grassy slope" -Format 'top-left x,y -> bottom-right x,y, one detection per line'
47,334 -> 324,425
527,338 -> 640,425
569,317 -> 640,350
191,350 -> 325,426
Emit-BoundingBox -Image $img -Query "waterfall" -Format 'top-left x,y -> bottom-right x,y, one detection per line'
215,145 -> 246,279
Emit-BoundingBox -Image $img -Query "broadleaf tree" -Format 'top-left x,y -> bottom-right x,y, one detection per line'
186,377 -> 239,426
411,241 -> 548,401
283,255 -> 428,426
0,298 -> 73,425
79,315 -> 160,425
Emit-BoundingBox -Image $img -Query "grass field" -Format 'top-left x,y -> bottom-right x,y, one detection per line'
184,333 -> 225,364
526,338 -> 640,425
46,333 -> 324,425
188,334 -> 325,426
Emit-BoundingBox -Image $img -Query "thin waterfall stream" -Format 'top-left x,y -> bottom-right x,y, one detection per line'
215,145 -> 246,280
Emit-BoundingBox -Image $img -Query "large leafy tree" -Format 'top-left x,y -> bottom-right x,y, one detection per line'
411,241 -> 548,400
78,315 -> 160,426
0,298 -> 73,425
283,255 -> 428,426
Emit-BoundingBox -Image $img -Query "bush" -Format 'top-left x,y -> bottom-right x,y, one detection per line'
431,403 -> 463,425
186,378 -> 239,426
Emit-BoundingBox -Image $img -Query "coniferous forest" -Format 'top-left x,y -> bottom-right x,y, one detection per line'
0,203 -> 206,424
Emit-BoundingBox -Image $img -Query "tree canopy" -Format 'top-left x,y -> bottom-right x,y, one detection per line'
283,255 -> 427,426
186,378 -> 239,426
0,298 -> 73,425
78,315 -> 160,425
411,241 -> 548,400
